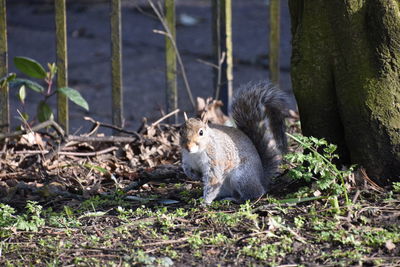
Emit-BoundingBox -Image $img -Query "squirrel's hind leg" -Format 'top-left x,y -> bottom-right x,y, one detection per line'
229,170 -> 266,202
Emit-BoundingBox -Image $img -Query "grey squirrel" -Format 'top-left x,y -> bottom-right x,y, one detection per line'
180,81 -> 290,204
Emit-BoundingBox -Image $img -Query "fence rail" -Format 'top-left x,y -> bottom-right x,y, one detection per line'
212,0 -> 233,114
0,0 -> 8,134
111,0 -> 124,130
55,0 -> 69,134
0,0 -> 281,134
269,0 -> 280,85
165,0 -> 178,123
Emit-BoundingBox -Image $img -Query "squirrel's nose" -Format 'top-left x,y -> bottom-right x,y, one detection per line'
187,143 -> 199,153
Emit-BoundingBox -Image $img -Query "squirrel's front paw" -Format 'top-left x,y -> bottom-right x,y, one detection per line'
203,194 -> 217,206
203,183 -> 221,205
202,198 -> 212,206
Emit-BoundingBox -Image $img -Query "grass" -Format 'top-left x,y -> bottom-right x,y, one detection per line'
0,186 -> 399,266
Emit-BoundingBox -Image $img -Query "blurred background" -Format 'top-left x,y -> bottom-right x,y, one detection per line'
6,0 -> 293,133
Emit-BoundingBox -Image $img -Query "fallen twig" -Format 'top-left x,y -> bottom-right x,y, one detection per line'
0,120 -> 65,140
2,146 -> 119,157
123,164 -> 184,192
235,230 -> 276,244
84,116 -> 142,141
359,168 -> 385,193
66,135 -> 137,143
150,109 -> 180,127
0,171 -> 26,178
58,146 -> 118,157
139,237 -> 188,247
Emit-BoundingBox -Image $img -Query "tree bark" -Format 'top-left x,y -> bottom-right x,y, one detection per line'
289,0 -> 400,183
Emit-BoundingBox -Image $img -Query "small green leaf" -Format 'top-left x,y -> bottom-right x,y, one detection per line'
57,87 -> 89,111
64,206 -> 74,218
20,112 -> 29,122
15,125 -> 24,131
83,163 -> 109,174
37,101 -> 54,122
10,78 -> 44,93
47,63 -> 57,79
14,56 -> 47,79
0,73 -> 16,87
18,85 -> 26,103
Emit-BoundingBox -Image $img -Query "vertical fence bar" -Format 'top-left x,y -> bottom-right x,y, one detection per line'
111,0 -> 123,129
0,0 -> 8,134
212,0 -> 233,114
165,0 -> 177,123
269,0 -> 280,85
211,0 -> 221,100
55,0 -> 69,134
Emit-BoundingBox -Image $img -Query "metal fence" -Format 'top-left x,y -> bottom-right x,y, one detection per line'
0,0 -> 280,135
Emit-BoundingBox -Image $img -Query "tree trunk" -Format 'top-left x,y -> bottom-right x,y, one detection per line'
289,0 -> 400,183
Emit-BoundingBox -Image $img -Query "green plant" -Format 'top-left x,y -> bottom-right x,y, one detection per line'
0,203 -> 16,227
7,56 -> 88,124
285,133 -> 353,209
0,201 -> 45,232
294,216 -> 305,229
131,249 -> 173,266
187,232 -> 204,249
162,246 -> 179,259
15,201 -> 46,231
44,207 -> 81,228
207,233 -> 229,245
392,182 -> 400,193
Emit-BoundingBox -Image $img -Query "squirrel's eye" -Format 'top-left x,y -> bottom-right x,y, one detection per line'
199,129 -> 203,136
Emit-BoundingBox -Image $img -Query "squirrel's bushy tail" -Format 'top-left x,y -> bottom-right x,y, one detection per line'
232,81 -> 289,190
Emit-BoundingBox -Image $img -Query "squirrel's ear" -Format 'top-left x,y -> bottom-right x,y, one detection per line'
200,111 -> 208,124
183,112 -> 188,121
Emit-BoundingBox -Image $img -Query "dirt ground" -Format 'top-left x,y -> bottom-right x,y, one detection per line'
0,120 -> 399,266
6,0 -> 294,133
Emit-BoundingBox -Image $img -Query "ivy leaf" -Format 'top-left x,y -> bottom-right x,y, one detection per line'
57,87 -> 89,111
10,78 -> 44,93
14,57 -> 47,79
37,101 -> 54,122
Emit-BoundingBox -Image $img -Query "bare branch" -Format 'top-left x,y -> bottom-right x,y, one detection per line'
83,116 -> 142,141
148,0 -> 196,110
3,146 -> 119,157
0,120 -> 65,140
150,108 -> 180,127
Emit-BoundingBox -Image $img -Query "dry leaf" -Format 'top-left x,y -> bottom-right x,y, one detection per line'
385,240 -> 396,251
196,97 -> 230,125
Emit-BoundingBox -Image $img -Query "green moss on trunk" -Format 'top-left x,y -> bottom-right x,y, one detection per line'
289,0 -> 400,183
289,0 -> 350,162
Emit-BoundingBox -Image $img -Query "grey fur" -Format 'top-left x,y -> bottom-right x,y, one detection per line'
181,81 -> 289,204
232,81 -> 289,190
